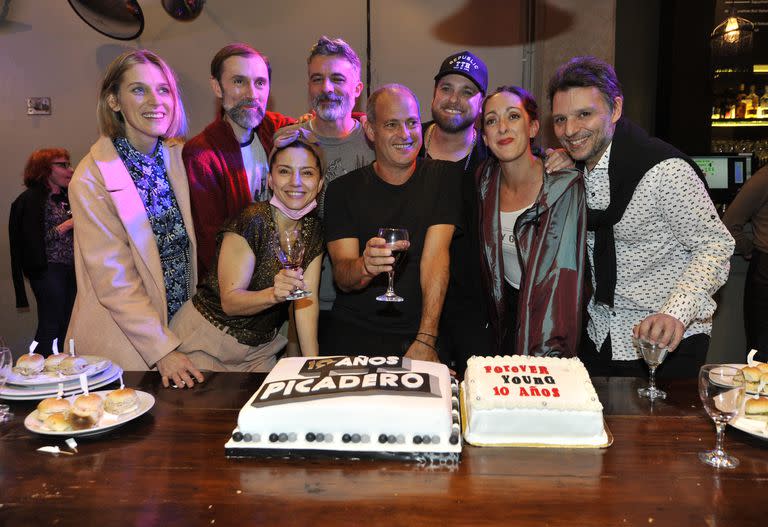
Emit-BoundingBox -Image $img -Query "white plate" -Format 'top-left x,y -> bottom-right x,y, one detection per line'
0,364 -> 123,400
1,362 -> 119,395
711,363 -> 768,395
708,364 -> 745,388
731,415 -> 768,441
714,388 -> 768,442
8,355 -> 111,386
24,389 -> 154,437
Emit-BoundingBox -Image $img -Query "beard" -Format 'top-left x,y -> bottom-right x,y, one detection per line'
312,93 -> 352,122
224,98 -> 265,131
431,105 -> 477,133
561,129 -> 611,168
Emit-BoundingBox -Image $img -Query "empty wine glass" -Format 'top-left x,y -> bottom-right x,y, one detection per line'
375,227 -> 409,303
272,228 -> 311,300
635,338 -> 669,400
0,345 -> 14,422
698,364 -> 744,469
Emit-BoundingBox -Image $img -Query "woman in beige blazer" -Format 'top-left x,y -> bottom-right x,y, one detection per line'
67,49 -> 203,389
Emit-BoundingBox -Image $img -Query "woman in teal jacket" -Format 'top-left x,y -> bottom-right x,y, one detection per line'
476,85 -> 586,357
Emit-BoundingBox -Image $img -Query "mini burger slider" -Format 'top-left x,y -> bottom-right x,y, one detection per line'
735,366 -> 768,394
104,388 -> 139,415
43,413 -> 71,432
15,353 -> 44,376
744,397 -> 768,422
36,397 -> 71,421
58,356 -> 88,375
71,393 -> 103,423
44,353 -> 67,373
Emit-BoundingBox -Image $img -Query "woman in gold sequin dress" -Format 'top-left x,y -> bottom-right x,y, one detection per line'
171,137 -> 324,372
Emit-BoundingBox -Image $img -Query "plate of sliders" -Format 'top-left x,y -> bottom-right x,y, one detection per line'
0,363 -> 123,400
730,397 -> 768,442
714,362 -> 768,395
11,353 -> 112,386
24,388 -> 155,437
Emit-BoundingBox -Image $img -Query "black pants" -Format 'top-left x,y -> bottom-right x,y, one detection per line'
319,311 -> 413,357
28,263 -> 76,355
579,330 -> 710,379
744,250 -> 768,362
439,301 -> 493,378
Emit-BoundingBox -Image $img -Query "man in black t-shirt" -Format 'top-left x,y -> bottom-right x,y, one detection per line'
323,84 -> 461,360
420,51 -> 491,375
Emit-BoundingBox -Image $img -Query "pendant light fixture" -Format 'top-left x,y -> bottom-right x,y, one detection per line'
711,0 -> 755,57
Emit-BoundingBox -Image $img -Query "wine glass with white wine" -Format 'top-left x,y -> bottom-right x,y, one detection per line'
635,338 -> 669,401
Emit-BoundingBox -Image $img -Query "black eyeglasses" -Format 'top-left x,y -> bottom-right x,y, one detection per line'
51,161 -> 72,169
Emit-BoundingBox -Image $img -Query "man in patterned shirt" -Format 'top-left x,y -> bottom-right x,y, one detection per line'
548,56 -> 734,378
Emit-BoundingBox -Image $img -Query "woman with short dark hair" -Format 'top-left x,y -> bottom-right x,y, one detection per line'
10,148 -> 76,354
170,136 -> 325,372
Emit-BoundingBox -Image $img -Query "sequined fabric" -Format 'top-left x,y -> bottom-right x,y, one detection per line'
44,194 -> 74,265
113,137 -> 192,319
193,201 -> 323,346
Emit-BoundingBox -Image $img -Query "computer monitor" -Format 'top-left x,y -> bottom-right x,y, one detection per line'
690,154 -> 750,203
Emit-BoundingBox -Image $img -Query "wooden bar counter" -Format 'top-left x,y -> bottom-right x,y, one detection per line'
1,372 -> 766,526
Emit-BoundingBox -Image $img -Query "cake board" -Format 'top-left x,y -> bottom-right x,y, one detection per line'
225,439 -> 460,464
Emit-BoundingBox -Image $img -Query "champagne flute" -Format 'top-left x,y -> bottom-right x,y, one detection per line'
635,338 -> 669,400
0,345 -> 14,422
375,227 -> 409,303
272,228 -> 311,300
698,364 -> 744,469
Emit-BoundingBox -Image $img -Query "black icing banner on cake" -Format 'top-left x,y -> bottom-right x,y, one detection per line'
251,356 -> 441,407
300,355 -> 407,376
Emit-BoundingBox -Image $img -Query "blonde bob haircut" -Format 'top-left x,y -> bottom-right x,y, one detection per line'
97,49 -> 188,140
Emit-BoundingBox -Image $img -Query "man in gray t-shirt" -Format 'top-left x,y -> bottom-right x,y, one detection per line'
276,36 -> 374,312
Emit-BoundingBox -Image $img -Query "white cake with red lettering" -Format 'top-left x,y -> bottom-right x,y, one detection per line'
461,355 -> 608,446
226,356 -> 462,461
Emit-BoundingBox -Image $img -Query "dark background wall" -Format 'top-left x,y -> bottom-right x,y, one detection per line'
615,0 -> 661,135
653,0 -> 716,154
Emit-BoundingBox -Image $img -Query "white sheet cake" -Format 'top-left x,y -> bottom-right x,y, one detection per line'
461,355 -> 608,446
225,356 -> 462,461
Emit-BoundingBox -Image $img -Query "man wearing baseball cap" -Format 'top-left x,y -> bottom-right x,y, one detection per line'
422,50 -> 488,172
421,51 -> 492,375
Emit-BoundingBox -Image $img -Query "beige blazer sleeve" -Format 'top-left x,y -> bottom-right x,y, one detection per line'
67,137 -> 196,369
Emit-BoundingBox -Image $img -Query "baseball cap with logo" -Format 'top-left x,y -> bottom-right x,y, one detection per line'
434,50 -> 488,95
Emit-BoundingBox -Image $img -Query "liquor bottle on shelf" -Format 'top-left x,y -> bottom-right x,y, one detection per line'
760,86 -> 768,118
736,83 -> 747,119
747,85 -> 759,118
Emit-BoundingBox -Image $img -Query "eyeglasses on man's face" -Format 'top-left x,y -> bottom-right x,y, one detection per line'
51,161 -> 72,169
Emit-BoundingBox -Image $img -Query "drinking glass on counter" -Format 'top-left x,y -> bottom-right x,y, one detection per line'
698,364 -> 744,469
0,344 -> 14,422
635,338 -> 668,401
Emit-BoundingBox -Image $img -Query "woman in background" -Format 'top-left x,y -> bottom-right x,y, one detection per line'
477,85 -> 586,357
10,148 -> 76,354
67,49 -> 203,389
